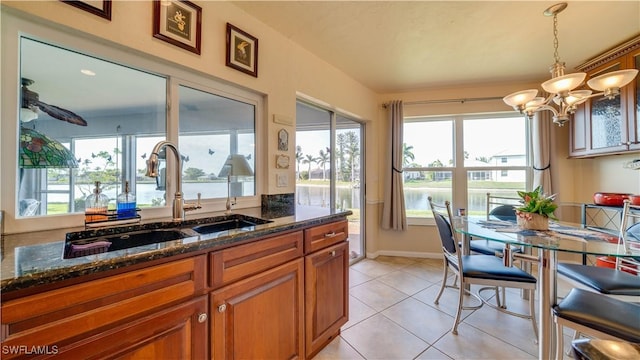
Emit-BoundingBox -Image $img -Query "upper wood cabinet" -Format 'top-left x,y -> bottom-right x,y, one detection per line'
627,46 -> 640,151
570,35 -> 640,158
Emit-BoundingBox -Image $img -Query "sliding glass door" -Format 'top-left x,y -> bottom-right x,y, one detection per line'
296,101 -> 365,263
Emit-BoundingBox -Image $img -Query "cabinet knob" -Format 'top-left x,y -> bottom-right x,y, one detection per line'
330,250 -> 336,257
218,304 -> 227,313
198,313 -> 208,323
325,231 -> 336,238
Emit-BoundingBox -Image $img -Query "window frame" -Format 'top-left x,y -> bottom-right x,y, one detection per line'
1,13 -> 263,232
403,112 -> 531,225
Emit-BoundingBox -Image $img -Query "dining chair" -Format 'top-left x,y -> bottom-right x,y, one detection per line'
556,200 -> 640,355
557,200 -> 640,302
486,192 -> 520,221
428,196 -> 538,338
553,288 -> 640,360
468,193 -> 521,256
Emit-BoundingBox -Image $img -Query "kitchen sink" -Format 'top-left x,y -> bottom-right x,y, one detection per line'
190,216 -> 272,235
63,229 -> 190,259
62,215 -> 273,259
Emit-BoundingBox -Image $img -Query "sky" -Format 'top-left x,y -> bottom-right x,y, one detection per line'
295,116 -> 526,170
404,116 -> 526,167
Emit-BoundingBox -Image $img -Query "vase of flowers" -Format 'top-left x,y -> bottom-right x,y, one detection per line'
515,186 -> 558,230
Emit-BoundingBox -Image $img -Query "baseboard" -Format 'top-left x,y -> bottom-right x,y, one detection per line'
365,250 -> 442,260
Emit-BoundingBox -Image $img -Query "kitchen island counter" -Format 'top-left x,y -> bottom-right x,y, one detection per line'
1,205 -> 350,294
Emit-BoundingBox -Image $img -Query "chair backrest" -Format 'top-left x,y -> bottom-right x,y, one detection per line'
617,200 -> 640,275
486,192 -> 519,221
428,196 -> 459,259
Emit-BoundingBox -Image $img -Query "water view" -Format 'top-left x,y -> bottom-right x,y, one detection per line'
46,183 -> 520,216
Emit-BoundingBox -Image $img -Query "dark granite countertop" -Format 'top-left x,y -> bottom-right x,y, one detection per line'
1,206 -> 351,294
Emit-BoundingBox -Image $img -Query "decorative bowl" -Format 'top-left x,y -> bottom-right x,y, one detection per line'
593,192 -> 632,207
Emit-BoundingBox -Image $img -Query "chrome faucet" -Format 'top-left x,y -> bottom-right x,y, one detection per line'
145,141 -> 201,221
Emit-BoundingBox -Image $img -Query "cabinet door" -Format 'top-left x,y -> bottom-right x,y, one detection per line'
211,259 -> 304,360
569,102 -> 589,157
627,47 -> 640,151
53,296 -> 208,360
586,61 -> 630,154
305,241 -> 349,358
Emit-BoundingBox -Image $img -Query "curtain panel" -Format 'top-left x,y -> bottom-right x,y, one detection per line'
532,109 -> 553,195
381,100 -> 407,231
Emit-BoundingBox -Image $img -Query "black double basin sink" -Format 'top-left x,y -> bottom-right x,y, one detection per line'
63,215 -> 272,259
190,218 -> 266,235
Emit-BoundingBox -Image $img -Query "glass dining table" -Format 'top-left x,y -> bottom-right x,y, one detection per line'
455,217 -> 637,360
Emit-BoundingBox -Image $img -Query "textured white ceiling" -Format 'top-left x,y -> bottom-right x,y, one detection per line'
234,1 -> 640,92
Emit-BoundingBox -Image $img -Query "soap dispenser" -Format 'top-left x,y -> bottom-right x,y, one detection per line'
85,181 -> 109,222
116,181 -> 137,219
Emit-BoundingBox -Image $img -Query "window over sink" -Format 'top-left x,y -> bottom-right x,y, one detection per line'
5,19 -> 261,227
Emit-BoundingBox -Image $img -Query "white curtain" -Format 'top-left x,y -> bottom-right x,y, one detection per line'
532,110 -> 553,195
381,100 -> 407,231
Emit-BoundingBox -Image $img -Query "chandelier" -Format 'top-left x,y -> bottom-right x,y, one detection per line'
503,2 -> 638,126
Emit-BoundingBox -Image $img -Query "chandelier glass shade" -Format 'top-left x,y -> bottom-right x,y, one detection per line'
503,3 -> 638,126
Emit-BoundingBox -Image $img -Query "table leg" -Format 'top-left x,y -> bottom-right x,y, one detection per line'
461,233 -> 471,294
538,248 -> 558,360
521,246 -> 532,300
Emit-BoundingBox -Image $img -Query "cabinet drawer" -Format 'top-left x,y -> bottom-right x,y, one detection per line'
1,256 -> 206,353
304,220 -> 349,254
209,231 -> 303,288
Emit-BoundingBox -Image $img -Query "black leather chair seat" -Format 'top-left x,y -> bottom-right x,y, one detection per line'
468,239 -> 522,256
554,288 -> 640,343
572,339 -> 640,360
557,263 -> 640,296
488,205 -> 517,222
461,255 -> 537,283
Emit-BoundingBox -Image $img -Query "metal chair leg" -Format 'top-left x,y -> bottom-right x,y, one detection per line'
434,259 -> 449,305
529,289 -> 539,343
555,320 -> 564,360
452,277 -> 465,335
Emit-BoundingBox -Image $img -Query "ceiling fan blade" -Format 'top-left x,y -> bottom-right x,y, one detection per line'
21,78 -> 87,126
22,85 -> 40,109
36,100 -> 88,126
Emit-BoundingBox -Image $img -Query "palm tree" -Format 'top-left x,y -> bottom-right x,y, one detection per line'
403,143 -> 415,167
295,146 -> 304,179
302,154 -> 318,180
344,137 -> 359,182
317,149 -> 330,181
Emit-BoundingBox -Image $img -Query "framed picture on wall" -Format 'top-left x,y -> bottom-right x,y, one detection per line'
226,23 -> 258,77
278,129 -> 289,151
62,0 -> 112,20
153,0 -> 202,55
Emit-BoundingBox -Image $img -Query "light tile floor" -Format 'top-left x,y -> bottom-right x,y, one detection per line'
314,256 -> 578,360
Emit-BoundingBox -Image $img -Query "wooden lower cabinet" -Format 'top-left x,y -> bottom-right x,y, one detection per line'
304,241 -> 349,358
54,296 -> 208,359
210,259 -> 305,360
1,219 -> 349,359
1,256 -> 206,360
